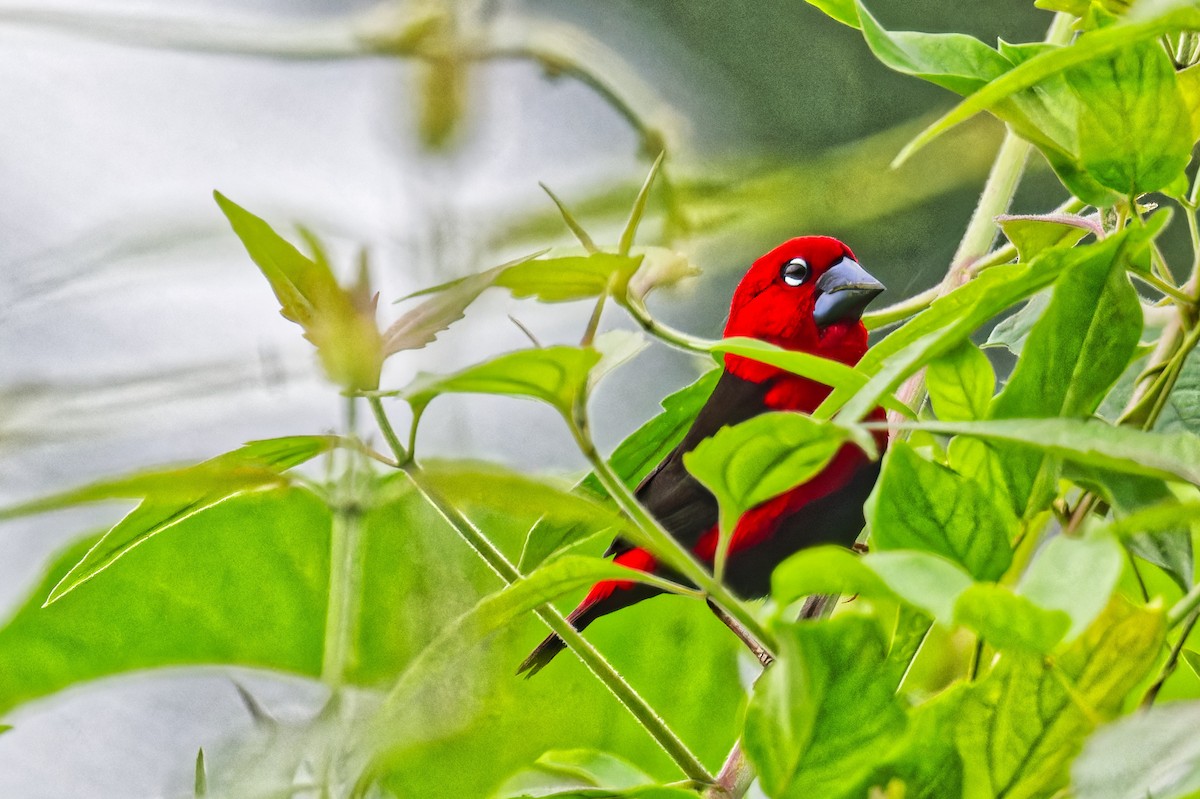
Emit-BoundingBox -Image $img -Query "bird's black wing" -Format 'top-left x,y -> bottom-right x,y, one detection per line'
604,370 -> 771,558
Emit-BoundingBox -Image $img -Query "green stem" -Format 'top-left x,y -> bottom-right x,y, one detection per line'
569,402 -> 777,656
620,297 -> 714,354
1142,609 -> 1200,708
366,396 -> 712,784
322,397 -> 366,686
1168,582 -> 1200,629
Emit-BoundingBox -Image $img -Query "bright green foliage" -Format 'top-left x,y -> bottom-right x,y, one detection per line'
495,749 -> 697,798
867,443 -> 1015,581
997,215 -> 1094,262
1019,529 -> 1127,639
743,617 -> 907,799
926,341 -> 995,422
953,583 -> 1070,654
955,599 -> 1164,799
214,193 -> 385,391
984,292 -> 1050,356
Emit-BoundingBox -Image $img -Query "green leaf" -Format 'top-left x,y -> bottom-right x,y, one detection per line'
996,214 -> 1096,262
523,370 -> 721,570
1073,701 -> 1200,799
31,437 -> 337,603
856,2 -> 1012,95
953,583 -> 1070,654
682,412 -> 848,532
803,0 -> 860,28
895,4 -> 1200,163
494,749 -> 698,799
195,748 -> 208,797
1155,349 -> 1200,437
1019,529 -> 1125,640
983,292 -> 1050,357
619,153 -> 663,257
956,598 -> 1165,799
897,417 -> 1200,486
864,688 -> 965,799
1177,61 -> 1200,138
743,616 -> 908,799
988,230 -> 1144,518
499,253 -> 644,302
626,248 -> 701,303
771,546 -> 894,610
402,346 -> 603,416
863,551 -> 976,624
1067,38 -> 1193,194
383,252 -> 545,355
214,192 -> 384,390
866,443 -> 1015,581
926,341 -> 995,422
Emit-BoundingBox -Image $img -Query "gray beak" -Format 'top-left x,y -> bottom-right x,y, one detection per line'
812,258 -> 885,326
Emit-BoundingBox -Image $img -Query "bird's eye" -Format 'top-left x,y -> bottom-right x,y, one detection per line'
781,258 -> 810,287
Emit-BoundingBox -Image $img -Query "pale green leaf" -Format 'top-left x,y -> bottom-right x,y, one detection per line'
1019,530 -> 1125,640
863,551 -> 976,624
953,583 -> 1070,654
1073,701 -> 1200,799
996,214 -> 1096,262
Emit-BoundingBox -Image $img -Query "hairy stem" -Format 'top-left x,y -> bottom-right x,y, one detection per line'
322,396 -> 366,686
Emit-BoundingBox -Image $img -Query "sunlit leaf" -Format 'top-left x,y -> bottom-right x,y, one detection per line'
744,616 -> 907,799
956,598 -> 1165,799
953,583 -> 1070,654
866,443 -> 1015,581
214,192 -> 384,390
1067,38 -> 1192,194
771,546 -> 893,610
996,214 -> 1096,262
498,253 -> 644,302
803,0 -> 861,28
864,551 -> 976,624
494,749 -> 695,799
1020,529 -> 1125,640
925,341 -> 995,422
988,230 -> 1144,518
1073,701 -> 1200,799
28,437 -> 337,604
683,412 -> 848,533
402,346 -> 602,416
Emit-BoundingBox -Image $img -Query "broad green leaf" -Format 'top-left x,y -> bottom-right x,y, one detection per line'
771,546 -> 893,610
1066,39 -> 1192,194
863,551 -> 976,624
523,370 -> 721,570
1020,529 -> 1125,640
494,750 -> 697,799
983,292 -> 1050,356
895,4 -> 1200,163
743,616 -> 907,799
31,437 -> 337,603
1178,61 -> 1200,137
214,192 -> 384,390
956,599 -> 1165,799
996,215 -> 1096,262
989,231 -> 1144,518
862,687 -> 966,799
1073,701 -> 1200,799
682,412 -> 848,533
383,252 -> 544,356
866,443 -> 1015,581
856,2 -> 1012,95
898,417 -> 1200,486
0,489 -> 331,715
402,346 -> 602,416
953,583 -> 1070,654
926,341 -> 995,422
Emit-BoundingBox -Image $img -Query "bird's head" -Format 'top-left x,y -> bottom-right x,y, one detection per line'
722,236 -> 885,383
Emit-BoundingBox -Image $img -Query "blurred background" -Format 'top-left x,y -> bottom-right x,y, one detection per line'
0,0 -> 1058,796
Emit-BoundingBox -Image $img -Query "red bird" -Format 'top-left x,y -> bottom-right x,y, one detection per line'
519,236 -> 887,675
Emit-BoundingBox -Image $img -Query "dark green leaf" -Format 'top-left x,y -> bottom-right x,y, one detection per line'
1067,39 -> 1193,194
743,616 -> 908,799
1073,701 -> 1200,799
926,341 -> 995,422
956,599 -> 1165,799
214,192 -> 384,390
866,443 -> 1015,581
953,583 -> 1070,654
983,292 -> 1050,357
